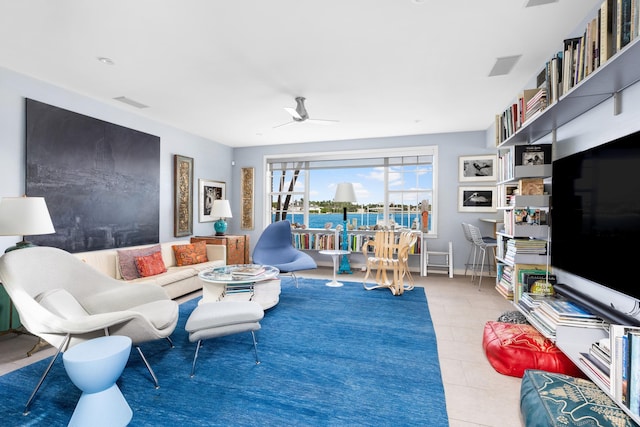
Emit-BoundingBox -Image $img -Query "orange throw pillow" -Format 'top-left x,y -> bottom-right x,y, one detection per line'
134,251 -> 167,277
172,241 -> 208,266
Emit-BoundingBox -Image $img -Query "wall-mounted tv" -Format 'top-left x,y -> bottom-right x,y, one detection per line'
551,130 -> 640,303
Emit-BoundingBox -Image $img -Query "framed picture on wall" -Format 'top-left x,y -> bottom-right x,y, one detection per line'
174,155 -> 194,237
458,154 -> 497,182
458,186 -> 497,212
240,167 -> 254,230
199,179 -> 225,222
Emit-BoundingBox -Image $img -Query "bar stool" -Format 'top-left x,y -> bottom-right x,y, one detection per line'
63,335 -> 133,427
467,223 -> 497,290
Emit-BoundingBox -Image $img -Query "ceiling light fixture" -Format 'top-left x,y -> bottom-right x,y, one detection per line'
97,57 -> 115,65
488,55 -> 522,77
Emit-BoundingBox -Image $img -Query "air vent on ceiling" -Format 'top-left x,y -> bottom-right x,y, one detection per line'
488,55 -> 522,77
113,96 -> 149,109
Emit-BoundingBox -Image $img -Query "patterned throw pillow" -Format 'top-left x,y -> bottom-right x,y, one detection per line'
117,244 -> 161,280
172,241 -> 208,266
134,251 -> 167,277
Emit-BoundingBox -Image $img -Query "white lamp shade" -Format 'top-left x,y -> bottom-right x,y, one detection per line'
0,196 -> 56,236
334,183 -> 357,203
211,199 -> 232,218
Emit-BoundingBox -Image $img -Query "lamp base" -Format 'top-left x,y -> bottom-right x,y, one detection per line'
338,219 -> 352,274
4,240 -> 36,253
214,219 -> 228,236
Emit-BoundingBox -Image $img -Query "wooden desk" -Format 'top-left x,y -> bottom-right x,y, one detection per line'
191,235 -> 250,265
479,218 -> 503,238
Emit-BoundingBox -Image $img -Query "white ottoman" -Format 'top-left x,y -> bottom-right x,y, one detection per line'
185,301 -> 264,377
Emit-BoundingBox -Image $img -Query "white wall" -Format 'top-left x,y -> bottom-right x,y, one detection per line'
0,66 -> 233,253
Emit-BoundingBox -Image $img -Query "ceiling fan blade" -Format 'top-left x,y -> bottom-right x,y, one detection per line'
306,119 -> 339,125
273,120 -> 295,129
284,107 -> 302,120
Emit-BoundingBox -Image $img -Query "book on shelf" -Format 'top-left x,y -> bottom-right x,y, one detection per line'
514,144 -> 552,166
540,299 -> 601,320
580,352 -> 611,388
518,178 -> 545,195
590,338 -> 612,366
628,330 -> 640,415
522,273 -> 557,295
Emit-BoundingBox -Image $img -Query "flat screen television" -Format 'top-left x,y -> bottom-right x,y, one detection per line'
551,130 -> 640,305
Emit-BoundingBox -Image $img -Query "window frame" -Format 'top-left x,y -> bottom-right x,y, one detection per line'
263,145 -> 439,237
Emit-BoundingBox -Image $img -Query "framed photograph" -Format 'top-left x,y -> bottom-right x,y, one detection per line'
458,154 -> 497,182
240,167 -> 255,230
199,179 -> 225,222
174,155 -> 194,237
458,186 -> 497,213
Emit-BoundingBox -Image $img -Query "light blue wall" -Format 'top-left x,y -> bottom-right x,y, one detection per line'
1,65 -> 497,271
231,131 -> 497,271
0,66 -> 233,252
550,78 -> 640,313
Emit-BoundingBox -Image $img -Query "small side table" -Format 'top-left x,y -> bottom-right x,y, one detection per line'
63,335 -> 133,427
319,250 -> 350,287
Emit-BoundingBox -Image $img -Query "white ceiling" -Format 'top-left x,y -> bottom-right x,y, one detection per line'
0,0 -> 602,148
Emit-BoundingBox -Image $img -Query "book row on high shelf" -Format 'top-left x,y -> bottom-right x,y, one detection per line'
291,231 -> 422,254
579,325 -> 640,417
495,0 -> 640,145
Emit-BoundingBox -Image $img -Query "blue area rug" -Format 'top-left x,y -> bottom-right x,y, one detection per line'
0,278 -> 449,426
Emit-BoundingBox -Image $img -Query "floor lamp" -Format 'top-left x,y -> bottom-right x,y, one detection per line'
334,183 -> 357,274
0,196 -> 55,337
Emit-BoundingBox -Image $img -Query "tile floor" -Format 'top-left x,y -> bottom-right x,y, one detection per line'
0,267 -> 522,426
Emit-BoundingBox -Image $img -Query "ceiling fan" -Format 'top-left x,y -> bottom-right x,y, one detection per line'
274,97 -> 339,128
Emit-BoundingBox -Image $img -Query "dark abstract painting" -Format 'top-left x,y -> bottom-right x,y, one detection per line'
26,99 -> 160,252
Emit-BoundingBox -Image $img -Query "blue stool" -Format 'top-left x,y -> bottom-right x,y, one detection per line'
63,335 -> 133,427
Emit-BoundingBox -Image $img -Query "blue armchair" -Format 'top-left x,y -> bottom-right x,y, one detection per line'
252,220 -> 317,287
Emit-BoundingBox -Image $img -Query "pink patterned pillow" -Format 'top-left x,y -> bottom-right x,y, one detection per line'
134,251 -> 167,277
117,244 -> 161,280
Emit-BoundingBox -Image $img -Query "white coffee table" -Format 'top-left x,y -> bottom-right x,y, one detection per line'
198,264 -> 281,309
319,249 -> 350,287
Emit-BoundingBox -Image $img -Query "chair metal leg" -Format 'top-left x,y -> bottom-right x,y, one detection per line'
478,247 -> 486,290
166,336 -> 175,348
251,331 -> 260,365
136,345 -> 159,389
291,272 -> 299,288
190,340 -> 202,378
24,333 -> 70,415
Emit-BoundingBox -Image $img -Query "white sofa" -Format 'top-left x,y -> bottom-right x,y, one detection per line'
73,240 -> 226,299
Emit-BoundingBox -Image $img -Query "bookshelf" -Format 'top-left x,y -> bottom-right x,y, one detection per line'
290,228 -> 425,275
496,32 -> 640,148
495,147 -> 552,302
493,2 -> 640,423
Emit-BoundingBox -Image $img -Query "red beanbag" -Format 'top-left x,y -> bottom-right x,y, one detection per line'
482,321 -> 583,378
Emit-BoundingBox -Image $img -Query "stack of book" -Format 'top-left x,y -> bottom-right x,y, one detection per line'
528,298 -> 605,339
504,238 -> 547,264
495,264 -> 514,300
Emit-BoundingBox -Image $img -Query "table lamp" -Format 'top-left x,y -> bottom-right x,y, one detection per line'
212,199 -> 232,236
0,196 -> 56,252
333,183 -> 356,274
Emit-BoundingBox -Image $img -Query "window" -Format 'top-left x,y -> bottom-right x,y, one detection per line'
265,146 -> 438,236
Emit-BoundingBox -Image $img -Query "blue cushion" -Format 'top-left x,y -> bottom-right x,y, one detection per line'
520,369 -> 637,427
